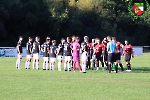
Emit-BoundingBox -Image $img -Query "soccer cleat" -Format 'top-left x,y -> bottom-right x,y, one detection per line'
68,70 -> 71,72
64,70 -> 67,71
83,72 -> 86,73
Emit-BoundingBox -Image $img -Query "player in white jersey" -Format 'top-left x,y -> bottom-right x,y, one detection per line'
25,37 -> 33,69
16,36 -> 23,69
81,46 -> 88,73
64,37 -> 72,71
32,36 -> 41,70
41,37 -> 50,70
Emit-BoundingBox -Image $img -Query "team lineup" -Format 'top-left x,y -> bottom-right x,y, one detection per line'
16,35 -> 134,73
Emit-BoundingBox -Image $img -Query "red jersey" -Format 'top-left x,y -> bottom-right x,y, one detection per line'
71,40 -> 75,44
116,41 -> 121,53
94,43 -> 103,54
123,44 -> 133,55
102,42 -> 108,55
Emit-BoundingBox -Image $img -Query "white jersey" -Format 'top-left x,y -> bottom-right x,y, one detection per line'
81,51 -> 88,62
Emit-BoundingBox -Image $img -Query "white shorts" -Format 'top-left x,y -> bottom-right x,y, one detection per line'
18,54 -> 22,59
50,58 -> 56,62
81,52 -> 88,62
33,53 -> 39,59
43,57 -> 49,61
65,56 -> 72,61
57,55 -> 63,60
26,55 -> 32,59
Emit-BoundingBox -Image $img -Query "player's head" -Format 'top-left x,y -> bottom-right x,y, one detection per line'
95,38 -> 100,44
92,38 -> 95,43
125,40 -> 128,45
35,36 -> 40,42
107,36 -> 112,42
66,37 -> 71,43
84,36 -> 89,42
46,36 -> 50,44
71,35 -> 75,41
52,40 -> 56,45
28,37 -> 33,42
46,36 -> 50,41
112,37 -> 116,41
102,37 -> 107,44
19,36 -> 23,41
76,36 -> 80,42
61,38 -> 65,43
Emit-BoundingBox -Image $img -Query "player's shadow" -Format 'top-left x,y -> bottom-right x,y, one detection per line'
132,67 -> 150,73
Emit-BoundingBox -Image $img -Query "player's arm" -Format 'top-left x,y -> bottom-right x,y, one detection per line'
131,45 -> 134,58
38,44 -> 41,54
16,43 -> 21,54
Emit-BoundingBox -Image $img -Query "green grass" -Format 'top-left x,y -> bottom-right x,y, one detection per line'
0,53 -> 150,100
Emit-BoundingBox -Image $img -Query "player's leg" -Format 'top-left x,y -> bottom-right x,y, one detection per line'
16,54 -> 22,69
32,54 -> 36,69
43,57 -> 46,70
67,56 -> 72,71
73,61 -> 76,72
91,54 -> 96,70
107,53 -> 112,73
95,55 -> 99,70
76,60 -> 82,72
51,58 -> 56,70
58,56 -> 62,71
45,57 -> 49,70
100,56 -> 104,71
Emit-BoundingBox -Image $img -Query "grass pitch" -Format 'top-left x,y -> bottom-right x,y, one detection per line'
0,53 -> 150,100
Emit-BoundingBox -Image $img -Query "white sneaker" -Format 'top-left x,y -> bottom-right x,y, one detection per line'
96,67 -> 99,70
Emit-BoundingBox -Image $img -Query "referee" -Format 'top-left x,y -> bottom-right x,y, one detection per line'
107,36 -> 116,73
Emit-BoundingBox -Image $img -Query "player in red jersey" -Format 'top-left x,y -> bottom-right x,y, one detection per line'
94,38 -> 104,70
102,38 -> 108,70
113,38 -> 124,72
123,40 -> 134,72
89,39 -> 97,70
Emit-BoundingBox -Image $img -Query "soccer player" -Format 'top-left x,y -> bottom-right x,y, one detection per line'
70,36 -> 82,72
25,37 -> 33,69
94,38 -> 104,70
64,37 -> 72,71
49,40 -> 57,70
32,36 -> 41,70
89,38 -> 97,70
57,38 -> 65,71
16,36 -> 23,69
81,36 -> 90,69
107,36 -> 117,73
41,37 -> 50,70
113,37 -> 124,72
123,40 -> 134,72
102,38 -> 108,69
81,46 -> 88,73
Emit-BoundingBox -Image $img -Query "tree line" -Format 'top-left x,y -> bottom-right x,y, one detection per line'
0,0 -> 150,46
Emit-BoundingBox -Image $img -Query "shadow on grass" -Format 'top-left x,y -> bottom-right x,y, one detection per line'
132,67 -> 150,73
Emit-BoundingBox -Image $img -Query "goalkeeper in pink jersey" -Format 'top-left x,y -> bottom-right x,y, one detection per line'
70,36 -> 82,72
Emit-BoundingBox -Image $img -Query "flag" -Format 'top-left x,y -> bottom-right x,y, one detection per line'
134,3 -> 144,15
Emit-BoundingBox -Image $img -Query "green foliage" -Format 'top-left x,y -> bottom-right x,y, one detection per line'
0,0 -> 150,46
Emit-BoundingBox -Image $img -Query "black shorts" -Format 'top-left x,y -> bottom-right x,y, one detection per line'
108,53 -> 116,62
104,55 -> 108,61
125,54 -> 131,62
96,54 -> 103,61
116,53 -> 121,60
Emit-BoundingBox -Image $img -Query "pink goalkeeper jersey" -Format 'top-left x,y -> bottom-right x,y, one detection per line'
70,41 -> 80,61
